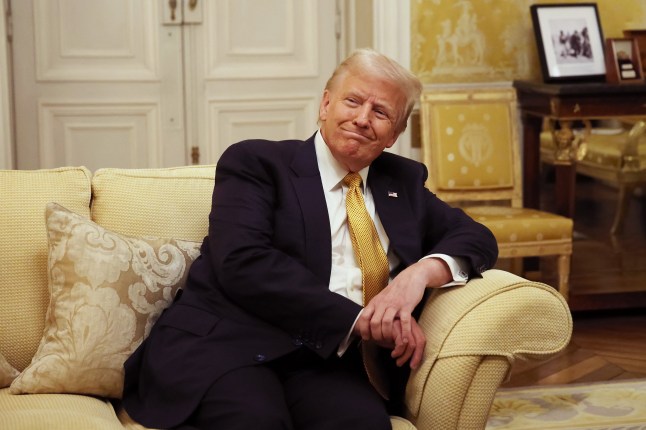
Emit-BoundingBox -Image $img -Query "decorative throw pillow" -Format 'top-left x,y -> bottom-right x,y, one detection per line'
0,352 -> 20,388
10,203 -> 201,398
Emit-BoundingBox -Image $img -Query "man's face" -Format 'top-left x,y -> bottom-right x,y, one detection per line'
319,69 -> 406,172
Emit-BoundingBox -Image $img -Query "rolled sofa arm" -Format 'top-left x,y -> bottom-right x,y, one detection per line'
404,269 -> 572,430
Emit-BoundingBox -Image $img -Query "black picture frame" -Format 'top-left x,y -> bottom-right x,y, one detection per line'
530,3 -> 606,82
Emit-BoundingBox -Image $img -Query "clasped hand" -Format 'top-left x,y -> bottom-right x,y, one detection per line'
353,258 -> 453,370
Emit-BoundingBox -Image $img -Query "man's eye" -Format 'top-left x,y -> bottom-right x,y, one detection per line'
346,98 -> 359,105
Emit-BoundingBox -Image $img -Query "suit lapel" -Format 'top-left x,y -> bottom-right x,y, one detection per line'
369,164 -> 420,268
290,138 -> 332,283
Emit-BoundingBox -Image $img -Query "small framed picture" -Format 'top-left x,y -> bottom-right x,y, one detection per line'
623,29 -> 646,75
530,3 -> 606,82
605,37 -> 644,83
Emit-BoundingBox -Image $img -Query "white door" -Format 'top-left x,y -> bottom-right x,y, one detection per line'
187,0 -> 338,164
10,0 -> 339,170
11,0 -> 186,171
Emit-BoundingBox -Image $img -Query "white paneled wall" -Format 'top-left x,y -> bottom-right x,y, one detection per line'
6,0 -> 412,169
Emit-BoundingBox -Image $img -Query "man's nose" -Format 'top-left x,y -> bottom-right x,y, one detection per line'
353,104 -> 371,127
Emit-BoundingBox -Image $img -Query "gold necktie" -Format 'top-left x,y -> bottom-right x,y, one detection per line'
343,172 -> 390,305
344,172 -> 391,399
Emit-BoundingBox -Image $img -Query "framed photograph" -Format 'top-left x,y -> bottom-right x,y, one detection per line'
530,3 -> 606,82
605,38 -> 644,84
623,29 -> 646,75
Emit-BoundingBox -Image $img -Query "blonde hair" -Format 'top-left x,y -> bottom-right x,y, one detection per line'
324,49 -> 422,132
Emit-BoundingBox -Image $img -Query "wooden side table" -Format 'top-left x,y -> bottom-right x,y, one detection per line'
512,80 -> 646,217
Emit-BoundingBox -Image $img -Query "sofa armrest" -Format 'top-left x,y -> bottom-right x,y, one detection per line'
404,269 -> 572,430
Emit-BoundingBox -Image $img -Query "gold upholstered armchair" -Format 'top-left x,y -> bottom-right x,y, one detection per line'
540,119 -> 646,234
419,88 -> 573,301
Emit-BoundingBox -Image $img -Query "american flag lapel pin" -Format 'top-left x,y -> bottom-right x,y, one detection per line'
388,191 -> 398,198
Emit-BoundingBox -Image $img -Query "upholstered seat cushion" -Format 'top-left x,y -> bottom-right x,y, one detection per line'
464,206 -> 572,243
0,388 -> 124,430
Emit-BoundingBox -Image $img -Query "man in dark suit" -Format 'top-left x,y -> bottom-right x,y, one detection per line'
122,49 -> 497,430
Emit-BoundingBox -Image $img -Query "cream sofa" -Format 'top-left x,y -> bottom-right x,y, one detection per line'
0,166 -> 573,430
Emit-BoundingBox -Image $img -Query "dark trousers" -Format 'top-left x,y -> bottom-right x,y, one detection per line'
174,345 -> 392,430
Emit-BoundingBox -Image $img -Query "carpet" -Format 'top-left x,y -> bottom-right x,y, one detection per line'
486,379 -> 646,430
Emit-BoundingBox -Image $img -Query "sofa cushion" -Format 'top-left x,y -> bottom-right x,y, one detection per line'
0,167 -> 92,372
91,165 -> 216,242
0,352 -> 19,388
0,388 -> 124,430
10,203 -> 201,398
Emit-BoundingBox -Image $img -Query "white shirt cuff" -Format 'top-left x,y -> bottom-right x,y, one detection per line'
421,254 -> 469,287
337,310 -> 362,357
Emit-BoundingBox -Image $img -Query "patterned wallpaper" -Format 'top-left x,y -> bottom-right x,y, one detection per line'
411,0 -> 646,84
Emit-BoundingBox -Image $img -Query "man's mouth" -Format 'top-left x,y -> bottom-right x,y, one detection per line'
341,128 -> 371,141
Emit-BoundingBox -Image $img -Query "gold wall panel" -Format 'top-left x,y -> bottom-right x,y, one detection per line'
412,0 -> 646,84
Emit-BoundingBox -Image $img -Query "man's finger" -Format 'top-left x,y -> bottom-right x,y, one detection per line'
391,341 -> 406,359
395,341 -> 414,367
358,306 -> 374,340
381,307 -> 398,342
369,304 -> 387,341
409,323 -> 426,370
398,312 -> 413,345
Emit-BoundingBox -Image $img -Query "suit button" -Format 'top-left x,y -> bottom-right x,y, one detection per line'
293,337 -> 304,346
315,341 -> 323,350
254,354 -> 267,362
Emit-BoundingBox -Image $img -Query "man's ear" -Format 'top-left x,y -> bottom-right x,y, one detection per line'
319,90 -> 330,121
385,117 -> 409,148
385,128 -> 404,149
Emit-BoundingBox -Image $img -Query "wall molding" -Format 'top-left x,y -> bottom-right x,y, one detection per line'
34,0 -> 158,81
206,0 -> 318,80
206,94 -> 318,162
38,99 -> 161,168
373,0 -> 414,159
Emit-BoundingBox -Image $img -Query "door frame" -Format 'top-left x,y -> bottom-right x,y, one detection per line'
0,0 -> 13,169
373,0 -> 413,159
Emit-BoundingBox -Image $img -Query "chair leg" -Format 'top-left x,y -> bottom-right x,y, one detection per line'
557,254 -> 571,302
509,257 -> 523,277
611,185 -> 635,235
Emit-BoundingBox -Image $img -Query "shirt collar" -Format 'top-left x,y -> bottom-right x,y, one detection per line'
314,130 -> 370,192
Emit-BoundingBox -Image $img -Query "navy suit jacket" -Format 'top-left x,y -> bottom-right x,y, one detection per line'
122,134 -> 498,428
